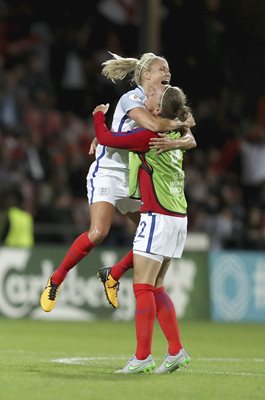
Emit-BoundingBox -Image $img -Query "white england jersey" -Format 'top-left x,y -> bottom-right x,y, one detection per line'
86,86 -> 146,211
93,86 -> 146,171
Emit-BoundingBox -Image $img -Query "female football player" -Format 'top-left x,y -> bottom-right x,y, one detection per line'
40,52 -> 195,312
92,84 -> 195,373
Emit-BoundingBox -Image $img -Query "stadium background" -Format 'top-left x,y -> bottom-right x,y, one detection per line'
0,0 -> 264,323
0,2 -> 265,400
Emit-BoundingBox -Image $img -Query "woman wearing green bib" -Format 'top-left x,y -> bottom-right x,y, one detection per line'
93,84 -> 196,374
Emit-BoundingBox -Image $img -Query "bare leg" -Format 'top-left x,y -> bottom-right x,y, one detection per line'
133,253 -> 161,285
126,211 -> 140,226
40,201 -> 116,312
51,201 -> 115,284
155,258 -> 171,288
88,201 -> 114,244
108,211 -> 140,281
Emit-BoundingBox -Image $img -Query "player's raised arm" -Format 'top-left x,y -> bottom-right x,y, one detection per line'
93,108 -> 157,152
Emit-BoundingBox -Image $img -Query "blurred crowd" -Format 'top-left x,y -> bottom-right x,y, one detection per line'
0,0 -> 264,250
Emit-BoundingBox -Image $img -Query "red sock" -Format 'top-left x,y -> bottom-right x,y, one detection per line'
133,283 -> 156,360
52,232 -> 95,284
154,287 -> 182,355
110,249 -> 133,281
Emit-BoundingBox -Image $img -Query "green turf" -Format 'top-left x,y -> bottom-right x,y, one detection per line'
0,319 -> 264,400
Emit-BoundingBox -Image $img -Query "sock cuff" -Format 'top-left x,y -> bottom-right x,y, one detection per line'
134,283 -> 155,290
79,232 -> 95,250
154,286 -> 165,295
133,283 -> 155,296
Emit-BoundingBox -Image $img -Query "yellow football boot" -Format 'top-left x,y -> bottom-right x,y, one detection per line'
97,267 -> 119,308
40,276 -> 61,312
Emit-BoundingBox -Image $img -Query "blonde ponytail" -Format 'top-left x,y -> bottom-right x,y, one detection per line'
102,51 -> 162,85
102,52 -> 139,83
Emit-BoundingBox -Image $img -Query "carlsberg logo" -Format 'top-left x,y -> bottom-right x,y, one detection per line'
0,248 -> 196,320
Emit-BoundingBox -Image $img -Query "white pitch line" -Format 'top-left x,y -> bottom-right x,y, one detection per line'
2,351 -> 264,377
51,356 -> 127,364
50,356 -> 265,377
2,350 -> 264,365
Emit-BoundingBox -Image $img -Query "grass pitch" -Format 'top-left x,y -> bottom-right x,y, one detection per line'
0,319 -> 264,400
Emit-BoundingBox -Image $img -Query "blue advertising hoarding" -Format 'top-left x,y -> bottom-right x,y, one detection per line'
210,251 -> 265,322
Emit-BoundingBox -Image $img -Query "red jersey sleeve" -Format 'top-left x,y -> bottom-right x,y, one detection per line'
93,111 -> 157,152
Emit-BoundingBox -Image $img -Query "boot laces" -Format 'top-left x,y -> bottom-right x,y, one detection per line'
48,282 -> 59,300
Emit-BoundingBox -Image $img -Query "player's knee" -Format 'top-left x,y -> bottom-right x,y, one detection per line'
88,226 -> 109,245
